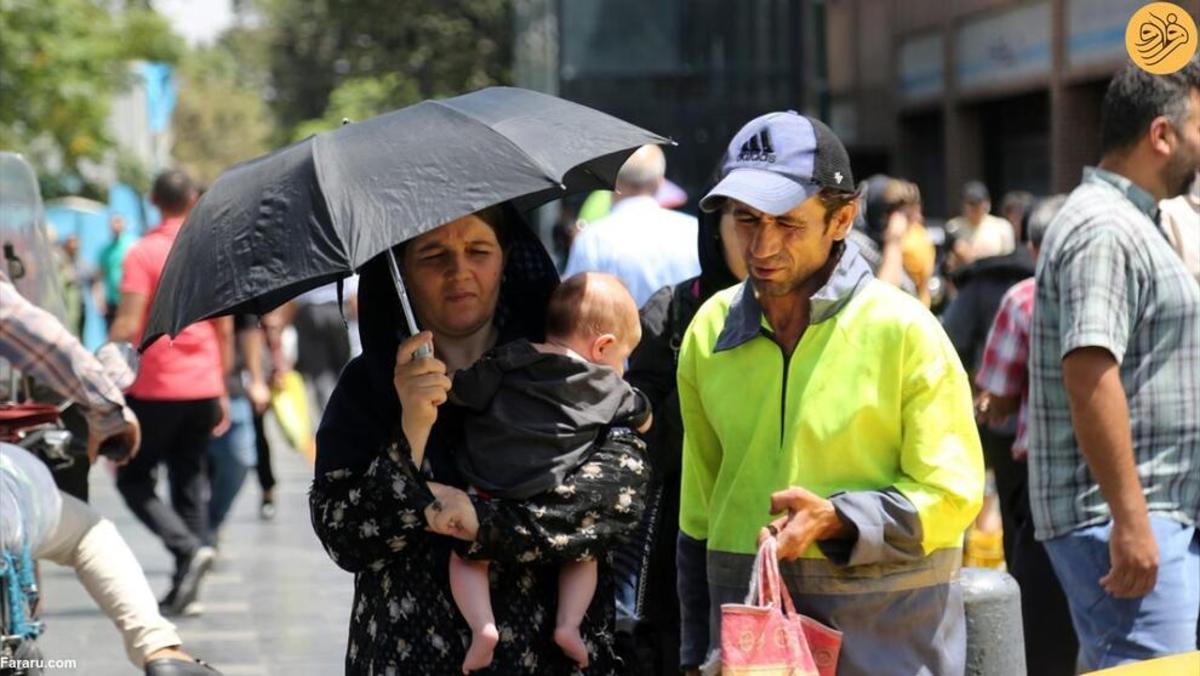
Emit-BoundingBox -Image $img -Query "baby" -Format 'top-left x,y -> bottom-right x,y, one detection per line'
430,272 -> 651,673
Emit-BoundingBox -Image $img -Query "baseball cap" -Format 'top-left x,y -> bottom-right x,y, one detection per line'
962,180 -> 990,204
700,111 -> 855,215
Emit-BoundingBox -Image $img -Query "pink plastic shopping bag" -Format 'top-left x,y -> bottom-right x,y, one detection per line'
718,537 -> 842,676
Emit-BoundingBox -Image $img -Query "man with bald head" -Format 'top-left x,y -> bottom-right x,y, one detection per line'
565,145 -> 700,307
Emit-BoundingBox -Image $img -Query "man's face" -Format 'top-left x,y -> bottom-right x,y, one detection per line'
730,196 -> 855,298
1163,90 -> 1200,198
963,200 -> 988,224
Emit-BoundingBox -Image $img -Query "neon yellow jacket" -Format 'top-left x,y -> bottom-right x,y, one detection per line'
678,256 -> 984,560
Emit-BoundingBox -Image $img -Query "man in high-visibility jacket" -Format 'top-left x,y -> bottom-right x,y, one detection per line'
676,112 -> 984,676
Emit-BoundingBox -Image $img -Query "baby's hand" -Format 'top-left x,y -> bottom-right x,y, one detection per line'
425,483 -> 479,541
428,505 -> 474,540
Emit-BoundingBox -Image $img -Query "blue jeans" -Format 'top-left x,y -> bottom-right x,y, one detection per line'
206,396 -> 256,537
1043,516 -> 1199,670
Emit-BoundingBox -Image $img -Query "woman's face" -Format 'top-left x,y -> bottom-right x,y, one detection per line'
401,214 -> 504,339
718,208 -> 749,281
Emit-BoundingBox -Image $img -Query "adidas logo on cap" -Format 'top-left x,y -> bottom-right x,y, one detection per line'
737,129 -> 776,163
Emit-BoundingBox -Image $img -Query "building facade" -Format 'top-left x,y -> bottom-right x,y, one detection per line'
515,0 -> 821,207
828,0 -> 1200,216
516,1 -> 1195,218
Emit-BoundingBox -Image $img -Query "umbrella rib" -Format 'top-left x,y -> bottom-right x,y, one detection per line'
427,100 -> 564,188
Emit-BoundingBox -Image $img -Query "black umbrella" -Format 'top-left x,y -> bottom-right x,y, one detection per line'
142,87 -> 668,350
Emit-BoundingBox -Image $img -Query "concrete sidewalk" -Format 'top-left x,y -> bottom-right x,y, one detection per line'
37,439 -> 353,675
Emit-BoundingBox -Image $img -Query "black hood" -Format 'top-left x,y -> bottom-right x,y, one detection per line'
950,246 -> 1035,287
354,203 -> 561,414
695,193 -> 741,298
858,174 -> 896,246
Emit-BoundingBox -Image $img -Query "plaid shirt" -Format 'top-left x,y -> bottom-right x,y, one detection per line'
0,270 -> 129,441
976,277 -> 1034,460
1029,167 -> 1200,541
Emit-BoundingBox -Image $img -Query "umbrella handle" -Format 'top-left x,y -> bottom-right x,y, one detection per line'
386,249 -> 433,360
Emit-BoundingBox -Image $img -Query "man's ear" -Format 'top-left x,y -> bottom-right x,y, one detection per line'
1149,116 -> 1176,157
830,202 -> 857,241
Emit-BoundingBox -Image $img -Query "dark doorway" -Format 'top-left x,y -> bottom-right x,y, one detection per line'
979,91 -> 1051,198
898,110 -> 947,218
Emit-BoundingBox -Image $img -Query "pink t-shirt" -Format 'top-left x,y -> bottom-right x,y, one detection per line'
121,217 -> 225,401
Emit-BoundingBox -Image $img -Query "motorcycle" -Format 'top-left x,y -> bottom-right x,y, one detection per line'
0,151 -> 139,674
0,342 -> 139,676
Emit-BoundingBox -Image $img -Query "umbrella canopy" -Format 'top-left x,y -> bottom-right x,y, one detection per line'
143,87 -> 668,348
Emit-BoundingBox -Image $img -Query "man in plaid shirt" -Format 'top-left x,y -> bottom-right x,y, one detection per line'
1,268 -> 140,461
1029,63 -> 1200,670
974,195 -> 1077,675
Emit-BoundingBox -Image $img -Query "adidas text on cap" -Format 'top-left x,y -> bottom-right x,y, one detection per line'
701,112 -> 855,216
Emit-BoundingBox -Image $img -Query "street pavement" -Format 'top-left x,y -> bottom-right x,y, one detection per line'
36,432 -> 353,675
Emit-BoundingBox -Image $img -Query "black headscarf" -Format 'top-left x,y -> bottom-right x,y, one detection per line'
694,198 -> 741,299
858,173 -> 900,246
314,204 -> 560,476
694,162 -> 742,300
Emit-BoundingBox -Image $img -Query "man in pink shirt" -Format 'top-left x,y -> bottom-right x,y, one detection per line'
110,169 -> 231,616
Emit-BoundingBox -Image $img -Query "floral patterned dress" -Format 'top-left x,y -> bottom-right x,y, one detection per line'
310,410 -> 649,675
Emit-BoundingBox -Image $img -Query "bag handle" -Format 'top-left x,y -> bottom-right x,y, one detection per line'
745,537 -> 798,616
744,538 -> 770,606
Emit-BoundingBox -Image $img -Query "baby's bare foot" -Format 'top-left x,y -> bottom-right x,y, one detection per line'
461,623 -> 499,674
553,625 -> 590,668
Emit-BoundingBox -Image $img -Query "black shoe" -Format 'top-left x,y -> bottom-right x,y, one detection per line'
165,546 -> 216,615
144,657 -> 221,675
158,585 -> 178,612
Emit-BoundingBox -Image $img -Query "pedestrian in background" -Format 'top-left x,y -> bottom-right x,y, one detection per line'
109,169 -> 230,616
617,167 -> 747,675
95,214 -> 136,330
944,180 -> 1016,272
1158,172 -> 1200,283
289,276 -> 356,418
253,308 -> 288,520
847,174 -> 917,296
942,211 -> 1036,547
898,180 -> 937,308
56,232 -> 88,337
999,190 -> 1035,244
973,194 -> 1077,675
564,145 -> 699,308
206,314 -> 270,544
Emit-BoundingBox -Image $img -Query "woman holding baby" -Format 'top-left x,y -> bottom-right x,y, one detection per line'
309,203 -> 650,675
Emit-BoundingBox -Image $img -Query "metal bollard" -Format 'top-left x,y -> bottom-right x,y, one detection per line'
961,567 -> 1027,676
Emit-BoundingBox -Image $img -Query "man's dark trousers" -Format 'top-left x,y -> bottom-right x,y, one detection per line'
116,397 -> 218,566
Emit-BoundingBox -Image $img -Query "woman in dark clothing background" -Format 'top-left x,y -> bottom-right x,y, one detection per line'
309,206 -> 649,674
618,191 -> 746,674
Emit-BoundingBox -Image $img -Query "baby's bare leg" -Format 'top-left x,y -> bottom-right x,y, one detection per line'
449,552 -> 499,674
553,559 -> 597,668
